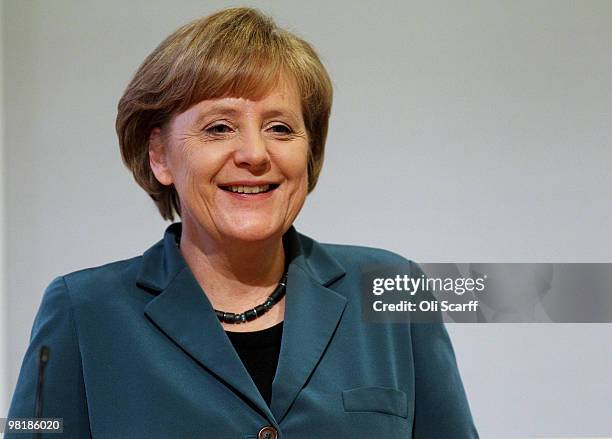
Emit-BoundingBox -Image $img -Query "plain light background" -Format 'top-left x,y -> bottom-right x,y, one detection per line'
1,0 -> 611,437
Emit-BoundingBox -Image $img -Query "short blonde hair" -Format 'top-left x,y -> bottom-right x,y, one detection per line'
116,7 -> 333,221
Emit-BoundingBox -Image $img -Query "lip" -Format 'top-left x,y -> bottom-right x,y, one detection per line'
217,181 -> 280,201
220,190 -> 275,201
218,180 -> 280,187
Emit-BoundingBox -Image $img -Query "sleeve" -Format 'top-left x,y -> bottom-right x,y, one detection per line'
5,276 -> 92,438
408,262 -> 479,439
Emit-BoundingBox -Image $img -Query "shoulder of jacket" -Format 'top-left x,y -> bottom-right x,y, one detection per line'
58,256 -> 143,303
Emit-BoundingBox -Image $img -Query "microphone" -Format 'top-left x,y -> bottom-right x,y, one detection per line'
34,345 -> 50,439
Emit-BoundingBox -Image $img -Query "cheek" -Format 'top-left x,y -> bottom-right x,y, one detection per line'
278,144 -> 309,182
168,145 -> 226,195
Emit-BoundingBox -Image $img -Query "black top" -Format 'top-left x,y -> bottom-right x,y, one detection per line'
225,321 -> 284,407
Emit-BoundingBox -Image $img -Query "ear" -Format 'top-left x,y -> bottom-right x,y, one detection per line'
148,127 -> 174,186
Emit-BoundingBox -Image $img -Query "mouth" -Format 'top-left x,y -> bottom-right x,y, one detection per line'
218,183 -> 280,195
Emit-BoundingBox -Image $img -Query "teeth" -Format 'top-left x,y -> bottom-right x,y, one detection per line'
227,184 -> 270,194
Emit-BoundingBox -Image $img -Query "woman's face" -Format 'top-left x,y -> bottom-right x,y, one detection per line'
149,75 -> 310,243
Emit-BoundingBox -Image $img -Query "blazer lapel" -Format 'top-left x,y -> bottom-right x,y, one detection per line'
270,264 -> 347,422
136,223 -> 347,425
270,225 -> 347,422
139,224 -> 275,423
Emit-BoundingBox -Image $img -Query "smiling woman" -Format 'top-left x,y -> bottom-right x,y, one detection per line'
6,7 -> 478,438
148,75 -> 310,249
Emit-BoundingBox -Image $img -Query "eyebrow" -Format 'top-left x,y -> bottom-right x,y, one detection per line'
193,105 -> 240,126
261,109 -> 302,122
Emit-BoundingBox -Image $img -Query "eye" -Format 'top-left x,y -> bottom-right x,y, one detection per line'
268,124 -> 292,135
205,123 -> 233,135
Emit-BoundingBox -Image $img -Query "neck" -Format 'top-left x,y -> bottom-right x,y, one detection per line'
177,220 -> 287,313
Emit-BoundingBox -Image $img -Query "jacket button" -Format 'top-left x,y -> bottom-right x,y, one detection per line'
258,426 -> 278,439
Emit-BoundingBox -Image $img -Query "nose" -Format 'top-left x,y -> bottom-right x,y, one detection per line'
233,129 -> 271,173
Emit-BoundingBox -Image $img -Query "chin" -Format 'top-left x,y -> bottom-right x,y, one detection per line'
221,221 -> 282,243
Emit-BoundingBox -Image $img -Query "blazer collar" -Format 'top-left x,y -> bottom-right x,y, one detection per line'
137,223 -> 347,425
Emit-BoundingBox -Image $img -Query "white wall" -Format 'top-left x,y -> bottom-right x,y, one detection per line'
2,0 -> 612,437
0,0 -> 8,419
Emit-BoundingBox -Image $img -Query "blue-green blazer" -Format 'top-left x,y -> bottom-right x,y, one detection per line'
7,223 -> 478,438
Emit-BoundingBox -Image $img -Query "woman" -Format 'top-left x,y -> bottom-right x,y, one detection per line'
6,8 -> 478,438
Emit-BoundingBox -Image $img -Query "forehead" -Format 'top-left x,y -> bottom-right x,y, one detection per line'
181,75 -> 303,123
